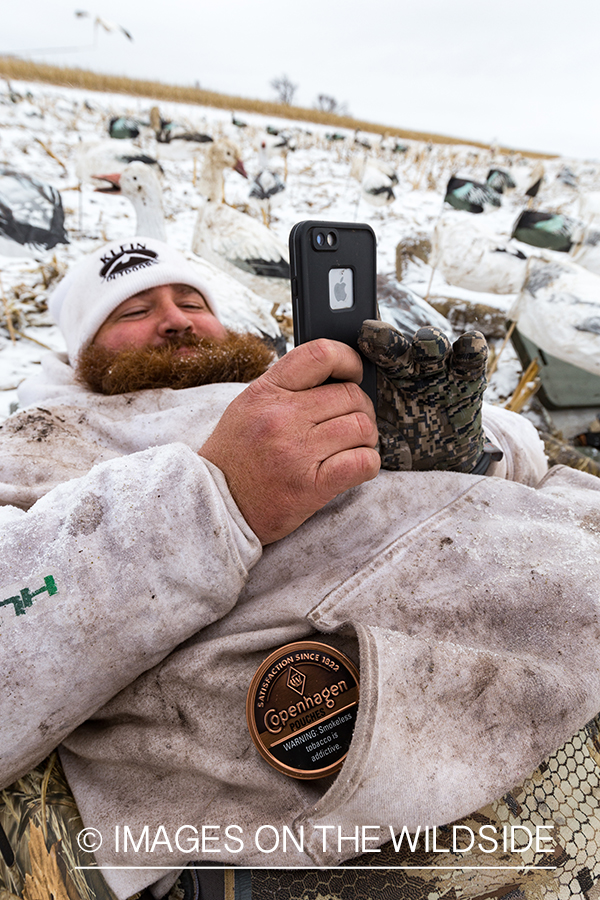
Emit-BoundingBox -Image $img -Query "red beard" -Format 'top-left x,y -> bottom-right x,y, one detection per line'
77,330 -> 275,395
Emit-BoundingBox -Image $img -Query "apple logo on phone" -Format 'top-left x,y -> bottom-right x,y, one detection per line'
329,267 -> 353,310
334,275 -> 347,303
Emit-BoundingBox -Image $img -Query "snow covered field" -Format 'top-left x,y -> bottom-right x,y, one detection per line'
1,77 -> 598,424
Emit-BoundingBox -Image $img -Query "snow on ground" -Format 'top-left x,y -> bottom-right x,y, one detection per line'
1,77 -> 599,424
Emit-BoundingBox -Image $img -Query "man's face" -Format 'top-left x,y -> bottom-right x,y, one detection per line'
78,281 -> 275,395
93,283 -> 228,352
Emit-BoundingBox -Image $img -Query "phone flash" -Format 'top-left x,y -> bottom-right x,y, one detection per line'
328,268 -> 354,311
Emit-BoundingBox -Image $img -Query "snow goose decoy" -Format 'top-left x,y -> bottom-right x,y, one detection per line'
93,161 -> 167,242
511,210 -> 581,253
354,129 -> 372,150
557,166 -> 578,188
376,272 -> 454,338
159,126 -> 213,148
92,162 -> 287,353
444,175 -> 502,213
430,214 -> 528,294
149,106 -> 213,157
486,168 -> 516,194
511,256 -> 600,391
350,155 -> 398,207
249,141 -> 286,225
108,116 -> 142,140
0,166 -> 69,257
264,130 -> 297,178
578,191 -> 600,224
524,161 -> 545,199
192,139 -> 290,306
511,210 -> 600,277
380,135 -> 408,154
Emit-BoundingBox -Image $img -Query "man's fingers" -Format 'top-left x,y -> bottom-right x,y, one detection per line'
262,339 -> 364,392
305,380 -> 377,426
316,447 -> 381,500
312,411 -> 379,456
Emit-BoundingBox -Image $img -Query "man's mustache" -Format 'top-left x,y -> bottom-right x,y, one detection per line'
77,330 -> 275,395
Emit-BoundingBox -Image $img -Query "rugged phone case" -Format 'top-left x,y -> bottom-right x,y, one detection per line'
289,220 -> 377,407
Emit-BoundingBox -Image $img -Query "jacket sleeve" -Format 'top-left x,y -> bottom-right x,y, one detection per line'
0,443 -> 261,788
482,402 -> 548,485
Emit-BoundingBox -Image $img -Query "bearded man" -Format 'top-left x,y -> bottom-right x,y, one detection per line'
1,237 -> 600,900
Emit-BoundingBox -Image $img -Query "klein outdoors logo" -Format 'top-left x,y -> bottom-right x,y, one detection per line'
99,243 -> 159,281
287,666 -> 306,696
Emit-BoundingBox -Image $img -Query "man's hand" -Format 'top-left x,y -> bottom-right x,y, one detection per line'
199,339 -> 380,545
358,320 -> 488,473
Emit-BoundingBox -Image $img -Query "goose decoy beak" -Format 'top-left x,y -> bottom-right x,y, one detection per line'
92,172 -> 122,193
234,158 -> 248,179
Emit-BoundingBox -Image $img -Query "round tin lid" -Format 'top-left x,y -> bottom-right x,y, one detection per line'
246,640 -> 359,780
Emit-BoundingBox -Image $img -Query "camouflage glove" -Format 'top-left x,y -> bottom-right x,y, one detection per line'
358,320 -> 498,473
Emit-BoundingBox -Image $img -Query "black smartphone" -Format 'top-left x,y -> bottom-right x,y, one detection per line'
289,220 -> 377,407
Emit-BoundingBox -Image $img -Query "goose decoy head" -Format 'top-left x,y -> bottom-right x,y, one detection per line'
210,140 -> 248,178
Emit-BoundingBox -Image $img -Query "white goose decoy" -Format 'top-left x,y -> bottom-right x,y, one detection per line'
350,155 -> 398,207
93,161 -> 167,242
191,139 -> 291,306
0,166 -> 69,257
249,141 -> 286,225
264,131 -> 297,179
93,161 -> 287,354
377,273 -> 454,338
511,255 -> 600,381
578,191 -> 600,224
430,214 -> 528,295
508,160 -> 545,202
353,129 -> 372,150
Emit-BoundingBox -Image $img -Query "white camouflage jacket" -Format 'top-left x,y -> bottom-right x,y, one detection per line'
3,352 -> 600,900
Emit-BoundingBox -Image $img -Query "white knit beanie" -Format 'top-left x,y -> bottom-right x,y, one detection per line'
49,237 -> 220,363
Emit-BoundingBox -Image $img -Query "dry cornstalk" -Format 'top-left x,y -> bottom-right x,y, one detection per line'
34,137 -> 68,172
504,359 -> 541,413
0,275 -> 17,343
14,329 -> 54,350
423,202 -> 445,302
424,259 -> 437,303
40,752 -> 57,840
224,870 -> 235,900
541,432 -> 600,478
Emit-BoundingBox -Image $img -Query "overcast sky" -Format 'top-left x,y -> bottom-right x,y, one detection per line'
3,0 -> 600,160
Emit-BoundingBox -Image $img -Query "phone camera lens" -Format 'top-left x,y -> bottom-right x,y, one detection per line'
326,232 -> 336,247
315,232 -> 325,246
